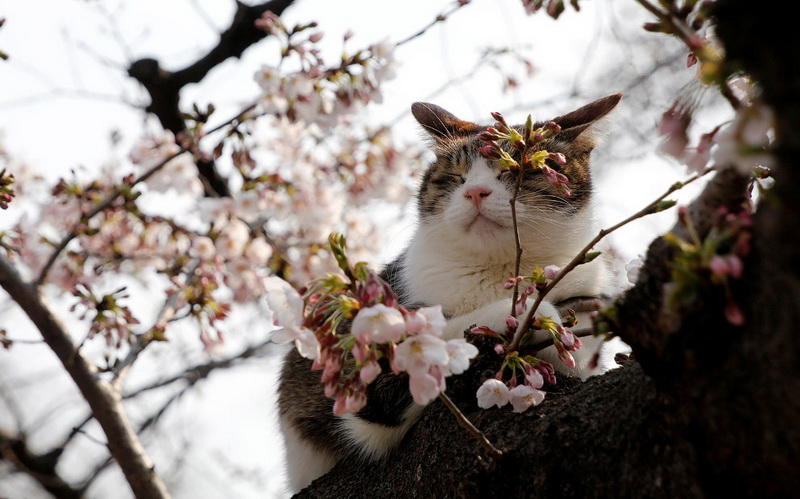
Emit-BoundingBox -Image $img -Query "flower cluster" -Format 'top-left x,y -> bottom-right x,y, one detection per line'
521,0 -> 582,19
70,284 -> 140,348
477,111 -> 570,197
712,103 -> 774,176
266,233 -> 478,415
254,13 -> 396,127
129,132 -> 204,195
473,263 -> 584,412
664,205 -> 752,326
165,263 -> 232,351
0,168 -> 15,209
658,96 -> 774,176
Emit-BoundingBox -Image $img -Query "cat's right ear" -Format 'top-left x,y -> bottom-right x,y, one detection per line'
551,93 -> 622,141
411,102 -> 481,141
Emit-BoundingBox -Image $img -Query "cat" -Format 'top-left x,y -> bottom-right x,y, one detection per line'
277,94 -> 628,493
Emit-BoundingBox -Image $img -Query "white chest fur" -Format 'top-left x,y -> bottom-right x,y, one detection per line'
402,213 -> 613,317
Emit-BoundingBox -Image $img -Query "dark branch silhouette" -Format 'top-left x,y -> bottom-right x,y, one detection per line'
127,0 -> 295,197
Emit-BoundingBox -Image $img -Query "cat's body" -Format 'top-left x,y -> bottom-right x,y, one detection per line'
278,95 -> 628,493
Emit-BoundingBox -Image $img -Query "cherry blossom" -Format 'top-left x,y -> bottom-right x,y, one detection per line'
359,361 -> 381,384
476,379 -> 511,409
351,304 -> 406,343
543,264 -> 560,280
712,103 -> 774,175
407,305 -> 447,337
508,385 -> 546,413
393,334 -> 449,376
408,369 -> 445,405
444,339 -> 479,375
272,325 -> 321,360
263,275 -> 306,328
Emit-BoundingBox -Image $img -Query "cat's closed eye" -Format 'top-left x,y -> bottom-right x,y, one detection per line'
431,172 -> 465,186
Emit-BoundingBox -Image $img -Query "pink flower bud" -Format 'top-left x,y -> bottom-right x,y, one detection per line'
558,349 -> 576,369
494,343 -> 505,355
477,144 -> 501,160
535,361 -> 557,385
321,357 -> 341,383
543,264 -> 560,280
332,396 -> 347,415
506,315 -> 519,329
359,361 -> 381,384
351,343 -> 368,363
709,255 -> 730,277
725,298 -> 745,326
471,326 -> 499,337
560,329 -> 576,349
490,112 -> 507,125
548,152 -> 567,165
726,255 -> 743,279
324,382 -> 337,398
503,277 -> 516,289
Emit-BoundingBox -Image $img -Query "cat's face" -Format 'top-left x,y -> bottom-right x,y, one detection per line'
411,96 -> 620,254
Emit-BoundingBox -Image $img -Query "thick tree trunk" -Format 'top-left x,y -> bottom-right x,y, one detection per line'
299,2 -> 800,497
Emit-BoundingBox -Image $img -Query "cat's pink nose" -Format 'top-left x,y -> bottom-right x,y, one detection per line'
464,186 -> 492,207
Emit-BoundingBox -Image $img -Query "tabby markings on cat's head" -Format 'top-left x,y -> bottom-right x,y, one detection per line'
410,96 -> 621,247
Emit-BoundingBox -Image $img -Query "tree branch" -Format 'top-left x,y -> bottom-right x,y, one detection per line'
0,429 -> 83,499
0,256 -> 170,498
127,0 -> 294,197
394,1 -> 473,47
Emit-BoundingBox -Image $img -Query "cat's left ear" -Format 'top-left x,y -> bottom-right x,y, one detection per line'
551,93 -> 622,142
411,102 -> 482,141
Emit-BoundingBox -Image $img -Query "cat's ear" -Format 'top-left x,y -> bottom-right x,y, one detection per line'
411,102 -> 481,140
551,93 -> 622,142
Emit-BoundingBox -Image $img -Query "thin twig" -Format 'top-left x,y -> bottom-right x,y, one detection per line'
439,392 -> 503,459
110,262 -> 200,390
35,103 -> 257,287
123,338 -> 273,399
632,0 -> 741,110
395,1 -> 473,47
508,166 -> 713,351
509,159 -> 526,317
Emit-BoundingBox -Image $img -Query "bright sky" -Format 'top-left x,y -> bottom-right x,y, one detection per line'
0,1 -> 727,497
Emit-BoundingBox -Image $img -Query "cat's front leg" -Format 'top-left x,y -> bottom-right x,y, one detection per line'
442,299 -> 628,380
442,298 -> 561,343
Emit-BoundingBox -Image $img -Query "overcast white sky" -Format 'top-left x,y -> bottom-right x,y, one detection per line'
0,1 -> 725,497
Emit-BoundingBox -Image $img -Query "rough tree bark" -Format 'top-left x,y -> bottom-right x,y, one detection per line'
299,2 -> 800,497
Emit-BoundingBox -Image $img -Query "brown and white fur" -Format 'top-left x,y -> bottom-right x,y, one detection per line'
277,94 -> 629,493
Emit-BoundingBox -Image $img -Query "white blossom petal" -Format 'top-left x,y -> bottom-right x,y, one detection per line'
263,276 -> 304,328
476,379 -> 510,409
351,304 -> 406,343
509,385 -> 545,413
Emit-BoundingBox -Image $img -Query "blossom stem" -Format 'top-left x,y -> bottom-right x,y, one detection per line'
508,166 -> 714,352
34,103 -> 257,288
439,392 -> 503,459
509,163 -> 525,318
